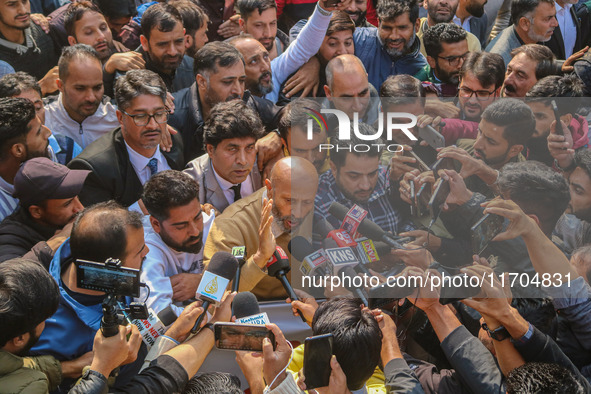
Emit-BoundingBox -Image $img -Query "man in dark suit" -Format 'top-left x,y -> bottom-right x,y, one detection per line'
454,0 -> 488,46
544,0 -> 590,60
69,70 -> 184,207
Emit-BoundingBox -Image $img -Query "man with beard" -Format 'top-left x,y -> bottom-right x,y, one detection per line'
68,70 -> 184,207
44,44 -> 120,149
0,0 -> 59,89
64,2 -> 145,83
415,23 -> 469,96
170,41 -> 282,163
169,0 -> 209,59
502,44 -> 557,97
545,0 -> 590,60
0,97 -> 51,222
204,157 -> 318,300
238,0 -> 290,61
140,170 -> 215,315
230,0 -> 344,104
453,0 -> 488,46
184,101 -> 264,213
437,98 -> 535,197
354,0 -> 427,90
417,0 -> 482,57
344,0 -> 372,26
0,158 -> 87,264
315,123 -> 414,236
486,0 -> 558,67
525,74 -> 587,167
137,3 -> 194,93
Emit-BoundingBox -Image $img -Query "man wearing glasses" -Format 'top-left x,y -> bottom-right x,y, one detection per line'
68,70 -> 184,207
415,23 -> 469,97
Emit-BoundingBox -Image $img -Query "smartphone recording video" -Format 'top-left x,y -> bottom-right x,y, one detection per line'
214,323 -> 275,352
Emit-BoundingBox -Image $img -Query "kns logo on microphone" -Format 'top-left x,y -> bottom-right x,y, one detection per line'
305,108 -> 418,142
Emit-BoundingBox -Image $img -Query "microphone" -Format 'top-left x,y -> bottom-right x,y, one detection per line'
341,266 -> 369,306
232,291 -> 270,325
129,305 -> 178,349
266,246 -> 307,322
191,251 -> 239,334
327,228 -> 358,247
356,239 -> 391,265
231,246 -> 247,292
324,245 -> 359,275
289,236 -> 328,277
329,202 -> 406,249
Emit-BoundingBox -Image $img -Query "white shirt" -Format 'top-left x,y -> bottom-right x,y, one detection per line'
555,2 -> 576,58
211,164 -> 254,204
453,15 -> 473,33
44,93 -> 119,148
0,175 -> 17,222
139,210 -> 214,316
125,143 -> 171,185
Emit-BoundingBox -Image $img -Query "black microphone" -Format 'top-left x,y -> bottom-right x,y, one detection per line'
328,202 -> 405,249
266,246 -> 307,322
231,246 -> 247,292
157,305 -> 178,327
191,251 -> 239,334
341,266 -> 369,306
289,236 -> 328,277
232,291 -> 260,319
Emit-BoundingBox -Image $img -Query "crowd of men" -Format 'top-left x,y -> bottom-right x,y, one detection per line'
1,0 -> 591,392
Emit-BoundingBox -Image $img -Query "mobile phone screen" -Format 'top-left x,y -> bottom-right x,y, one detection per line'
428,179 -> 450,221
470,213 -> 505,255
214,323 -> 274,352
304,334 -> 334,389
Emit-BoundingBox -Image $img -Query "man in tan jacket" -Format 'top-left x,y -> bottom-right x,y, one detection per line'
204,157 -> 319,300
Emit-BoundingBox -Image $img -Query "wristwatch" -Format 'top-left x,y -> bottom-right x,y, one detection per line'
481,322 -> 511,341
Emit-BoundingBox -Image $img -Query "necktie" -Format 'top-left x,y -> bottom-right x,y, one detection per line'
147,158 -> 158,177
230,184 -> 242,201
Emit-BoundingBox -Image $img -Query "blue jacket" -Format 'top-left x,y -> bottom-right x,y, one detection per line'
354,27 -> 427,90
30,239 -> 102,362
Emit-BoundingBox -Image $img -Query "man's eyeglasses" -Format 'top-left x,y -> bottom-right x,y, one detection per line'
122,109 -> 169,126
458,86 -> 497,101
437,52 -> 469,67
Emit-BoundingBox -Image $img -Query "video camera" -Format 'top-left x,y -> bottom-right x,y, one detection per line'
75,258 -> 148,337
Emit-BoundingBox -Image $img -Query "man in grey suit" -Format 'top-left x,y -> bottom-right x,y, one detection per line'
184,100 -> 264,213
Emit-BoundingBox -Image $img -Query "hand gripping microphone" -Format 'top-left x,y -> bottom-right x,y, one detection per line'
329,202 -> 406,249
266,246 -> 307,322
231,246 -> 247,292
232,291 -> 270,325
191,251 -> 239,334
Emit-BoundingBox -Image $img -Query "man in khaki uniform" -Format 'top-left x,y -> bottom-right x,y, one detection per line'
204,157 -> 318,300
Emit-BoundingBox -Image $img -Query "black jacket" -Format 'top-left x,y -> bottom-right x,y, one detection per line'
545,4 -> 591,60
170,83 -> 283,162
68,128 -> 184,208
0,207 -> 55,264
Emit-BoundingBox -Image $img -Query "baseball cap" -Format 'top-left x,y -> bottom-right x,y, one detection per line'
13,158 -> 90,208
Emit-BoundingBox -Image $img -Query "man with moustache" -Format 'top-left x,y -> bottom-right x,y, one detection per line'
344,0 -> 372,27
0,158 -> 87,264
354,0 -> 427,89
140,170 -> 215,315
0,97 -> 51,222
417,0 -> 482,57
44,44 -> 120,149
545,0 -> 590,60
501,44 -> 557,97
64,2 -> 145,81
415,23 -> 469,96
0,0 -> 59,88
486,0 -> 558,67
184,101 -> 264,213
136,3 -> 194,93
68,70 -> 184,207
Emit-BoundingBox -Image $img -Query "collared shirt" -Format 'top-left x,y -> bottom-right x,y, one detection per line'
555,2 -> 576,58
0,176 -> 17,222
44,93 -> 119,149
125,143 -> 171,185
314,166 -> 414,238
211,163 -> 254,204
453,15 -> 473,33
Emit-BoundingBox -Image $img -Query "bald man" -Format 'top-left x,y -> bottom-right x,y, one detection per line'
324,54 -> 380,125
203,157 -> 318,300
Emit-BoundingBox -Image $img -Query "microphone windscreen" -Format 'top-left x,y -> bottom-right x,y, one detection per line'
289,236 -> 315,261
157,305 -> 178,326
315,218 -> 335,239
267,247 -> 290,277
232,291 -> 260,319
323,237 -> 338,250
373,241 -> 392,257
328,202 -> 385,240
207,251 -> 239,279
